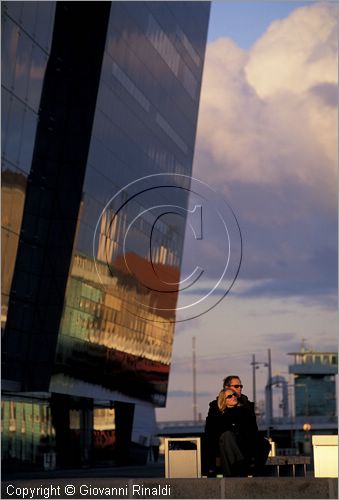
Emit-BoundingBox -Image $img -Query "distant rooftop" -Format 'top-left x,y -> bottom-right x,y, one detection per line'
287,351 -> 337,363
288,351 -> 337,356
288,351 -> 337,375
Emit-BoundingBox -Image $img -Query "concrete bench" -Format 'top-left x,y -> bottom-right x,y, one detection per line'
265,456 -> 311,477
204,456 -> 310,478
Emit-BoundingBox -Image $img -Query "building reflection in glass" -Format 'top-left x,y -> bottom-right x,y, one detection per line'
93,408 -> 116,462
1,1 -> 55,332
53,198 -> 182,405
1,171 -> 27,330
1,399 -> 56,465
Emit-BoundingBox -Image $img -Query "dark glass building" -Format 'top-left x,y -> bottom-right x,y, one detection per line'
1,1 -> 210,468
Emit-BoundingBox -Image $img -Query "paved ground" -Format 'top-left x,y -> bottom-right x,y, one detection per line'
2,461 -> 338,499
2,462 -> 165,480
2,475 -> 337,499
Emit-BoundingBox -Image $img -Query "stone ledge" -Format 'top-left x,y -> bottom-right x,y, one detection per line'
2,477 -> 338,499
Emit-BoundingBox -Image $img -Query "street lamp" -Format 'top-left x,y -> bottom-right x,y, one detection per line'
303,423 -> 311,432
302,422 -> 312,455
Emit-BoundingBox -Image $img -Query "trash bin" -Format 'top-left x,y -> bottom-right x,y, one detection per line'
165,437 -> 201,478
312,435 -> 338,478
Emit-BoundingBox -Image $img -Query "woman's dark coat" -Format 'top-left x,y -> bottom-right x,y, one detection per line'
204,398 -> 260,471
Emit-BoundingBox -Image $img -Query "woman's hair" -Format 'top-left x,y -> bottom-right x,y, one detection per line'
217,389 -> 227,412
217,388 -> 239,412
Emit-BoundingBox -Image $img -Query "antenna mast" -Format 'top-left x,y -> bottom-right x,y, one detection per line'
192,336 -> 197,422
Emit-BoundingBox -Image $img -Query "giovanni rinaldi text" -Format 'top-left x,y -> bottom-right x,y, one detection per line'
5,483 -> 172,498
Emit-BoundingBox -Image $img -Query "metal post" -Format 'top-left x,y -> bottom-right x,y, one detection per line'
252,354 -> 256,406
252,355 -> 270,417
267,348 -> 273,437
192,336 -> 197,423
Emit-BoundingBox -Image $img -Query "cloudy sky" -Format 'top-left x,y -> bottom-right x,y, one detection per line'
156,0 -> 338,422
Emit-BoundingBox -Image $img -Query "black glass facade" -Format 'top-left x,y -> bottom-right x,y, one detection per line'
2,1 -> 210,468
1,0 -> 55,335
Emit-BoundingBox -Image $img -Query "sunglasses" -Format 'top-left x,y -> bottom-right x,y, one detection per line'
226,393 -> 238,399
229,384 -> 243,389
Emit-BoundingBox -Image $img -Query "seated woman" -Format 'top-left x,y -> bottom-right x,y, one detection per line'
204,388 -> 268,477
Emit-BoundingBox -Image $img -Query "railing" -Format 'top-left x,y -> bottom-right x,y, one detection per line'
257,415 -> 337,426
157,416 -> 338,434
157,420 -> 204,429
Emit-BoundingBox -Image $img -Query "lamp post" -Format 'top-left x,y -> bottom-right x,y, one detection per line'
294,382 -> 310,454
302,422 -> 312,455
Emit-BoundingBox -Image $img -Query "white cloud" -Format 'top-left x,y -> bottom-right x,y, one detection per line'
245,3 -> 338,98
195,2 -> 338,202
